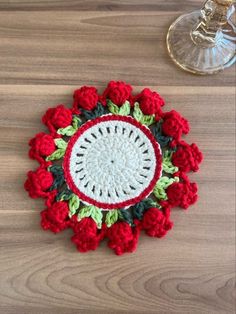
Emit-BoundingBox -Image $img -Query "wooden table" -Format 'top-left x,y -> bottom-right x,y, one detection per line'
0,1 -> 235,313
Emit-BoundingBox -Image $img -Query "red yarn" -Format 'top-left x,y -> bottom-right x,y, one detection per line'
41,201 -> 69,233
47,201 -> 69,224
162,110 -> 190,146
103,81 -> 132,106
42,104 -> 73,134
106,221 -> 140,255
24,82 -> 203,255
135,88 -> 164,118
142,206 -> 173,237
73,86 -> 99,112
63,115 -> 162,210
29,132 -> 55,164
172,141 -> 203,172
45,190 -> 57,207
166,173 -> 198,209
71,216 -> 105,252
24,167 -> 54,198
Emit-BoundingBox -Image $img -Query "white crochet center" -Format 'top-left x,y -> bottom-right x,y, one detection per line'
69,119 -> 157,205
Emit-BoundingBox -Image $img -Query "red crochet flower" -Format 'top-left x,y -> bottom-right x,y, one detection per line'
136,88 -> 164,119
71,216 -> 105,252
42,104 -> 72,134
73,86 -> 99,112
166,175 -> 198,209
41,201 -> 69,233
24,167 -> 53,198
45,190 -> 57,207
103,81 -> 132,106
106,221 -> 140,255
142,206 -> 173,237
162,110 -> 190,146
29,132 -> 55,163
172,141 -> 203,172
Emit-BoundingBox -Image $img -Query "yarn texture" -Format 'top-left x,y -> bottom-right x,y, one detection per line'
25,81 -> 203,255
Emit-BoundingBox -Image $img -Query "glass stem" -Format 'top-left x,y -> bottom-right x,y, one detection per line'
190,0 -> 234,47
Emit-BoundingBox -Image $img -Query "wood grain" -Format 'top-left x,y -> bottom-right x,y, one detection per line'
0,11 -> 235,86
0,0 -> 218,11
0,2 -> 235,314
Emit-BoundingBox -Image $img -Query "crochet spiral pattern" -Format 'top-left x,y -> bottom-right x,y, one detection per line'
25,81 -> 203,255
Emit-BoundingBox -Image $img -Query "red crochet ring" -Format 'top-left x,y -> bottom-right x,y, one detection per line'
25,81 -> 203,255
63,115 -> 162,209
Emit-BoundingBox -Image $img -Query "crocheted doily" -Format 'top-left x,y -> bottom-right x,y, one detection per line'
25,81 -> 203,255
64,115 -> 162,209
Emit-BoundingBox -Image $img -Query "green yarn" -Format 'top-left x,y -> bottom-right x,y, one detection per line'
151,121 -> 172,147
133,103 -> 155,126
153,176 -> 179,200
118,101 -> 131,115
107,100 -> 131,116
107,101 -> 119,114
132,197 -> 159,220
105,210 -> 119,227
72,115 -> 82,129
57,125 -> 77,136
48,165 -> 65,190
55,138 -> 67,150
118,209 -> 134,226
133,103 -> 143,122
81,103 -> 109,120
78,205 -> 103,229
46,148 -> 66,161
78,206 -> 92,219
162,150 -> 178,174
48,164 -> 63,174
57,116 -> 82,136
56,187 -> 73,201
68,194 -> 80,218
46,139 -> 67,161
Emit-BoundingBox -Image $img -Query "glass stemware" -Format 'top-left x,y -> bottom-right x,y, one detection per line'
166,0 -> 236,74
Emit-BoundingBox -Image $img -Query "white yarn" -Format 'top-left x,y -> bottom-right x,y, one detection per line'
69,119 -> 158,205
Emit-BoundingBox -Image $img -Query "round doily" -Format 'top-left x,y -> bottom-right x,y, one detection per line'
25,81 -> 203,255
64,115 -> 162,209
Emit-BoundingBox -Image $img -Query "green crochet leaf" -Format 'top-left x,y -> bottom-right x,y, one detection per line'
107,100 -> 119,114
91,207 -> 103,229
162,150 -> 178,174
81,103 -> 109,120
57,125 -> 77,136
46,148 -> 66,161
48,165 -> 65,190
107,100 -> 131,116
72,115 -> 82,129
119,101 -> 131,115
133,103 -> 155,126
68,194 -> 80,218
140,114 -> 155,126
57,116 -> 81,136
133,102 -> 143,121
105,210 -> 118,227
78,206 -> 103,229
151,121 -> 172,148
118,209 -> 134,226
54,138 -> 68,150
48,164 -> 64,175
153,176 -> 179,200
56,187 -> 73,201
78,206 -> 93,220
132,197 -> 159,220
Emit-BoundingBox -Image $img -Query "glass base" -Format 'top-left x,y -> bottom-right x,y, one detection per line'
166,11 -> 236,75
